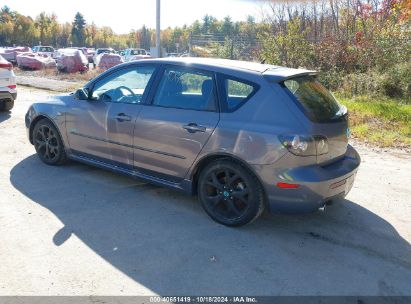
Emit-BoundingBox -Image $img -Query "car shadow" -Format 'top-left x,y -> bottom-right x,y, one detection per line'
9,155 -> 411,295
0,111 -> 11,123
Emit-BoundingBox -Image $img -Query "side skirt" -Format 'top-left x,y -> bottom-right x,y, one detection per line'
68,152 -> 193,194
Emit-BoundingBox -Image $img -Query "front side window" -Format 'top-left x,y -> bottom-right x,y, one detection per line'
92,65 -> 155,104
153,67 -> 216,111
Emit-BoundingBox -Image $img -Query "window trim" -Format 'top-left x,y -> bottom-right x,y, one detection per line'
146,64 -> 220,112
216,73 -> 260,113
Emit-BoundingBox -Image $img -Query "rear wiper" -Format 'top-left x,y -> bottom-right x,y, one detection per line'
332,105 -> 348,120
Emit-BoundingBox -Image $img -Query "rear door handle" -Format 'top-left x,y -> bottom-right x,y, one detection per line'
182,123 -> 206,133
115,113 -> 132,122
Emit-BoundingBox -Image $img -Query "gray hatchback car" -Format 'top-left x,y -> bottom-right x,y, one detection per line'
25,58 -> 360,226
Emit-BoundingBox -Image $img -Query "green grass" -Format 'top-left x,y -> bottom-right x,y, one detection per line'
336,94 -> 411,148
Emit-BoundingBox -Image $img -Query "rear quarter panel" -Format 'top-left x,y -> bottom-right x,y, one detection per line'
186,77 -> 309,179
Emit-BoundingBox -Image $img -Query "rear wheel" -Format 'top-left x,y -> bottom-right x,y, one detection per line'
0,99 -> 14,111
33,119 -> 67,165
198,159 -> 265,226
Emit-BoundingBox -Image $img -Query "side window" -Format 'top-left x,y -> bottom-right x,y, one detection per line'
153,67 -> 216,111
92,65 -> 155,104
219,75 -> 258,111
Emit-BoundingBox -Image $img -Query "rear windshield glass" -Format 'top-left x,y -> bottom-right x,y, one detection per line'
283,76 -> 345,122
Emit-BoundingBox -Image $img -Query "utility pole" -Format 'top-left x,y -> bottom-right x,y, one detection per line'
156,0 -> 161,58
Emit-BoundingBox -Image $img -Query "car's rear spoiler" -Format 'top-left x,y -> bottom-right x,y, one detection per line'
263,67 -> 318,82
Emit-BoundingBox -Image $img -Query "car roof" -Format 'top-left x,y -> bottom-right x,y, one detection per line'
127,57 -> 317,81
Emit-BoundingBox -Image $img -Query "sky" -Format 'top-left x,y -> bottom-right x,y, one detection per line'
2,0 -> 268,34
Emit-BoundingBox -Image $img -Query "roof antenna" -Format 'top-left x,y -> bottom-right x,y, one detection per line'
261,58 -> 266,64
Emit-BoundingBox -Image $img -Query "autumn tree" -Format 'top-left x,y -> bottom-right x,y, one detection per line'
71,12 -> 86,46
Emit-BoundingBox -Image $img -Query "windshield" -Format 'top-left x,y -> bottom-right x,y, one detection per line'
283,76 -> 345,123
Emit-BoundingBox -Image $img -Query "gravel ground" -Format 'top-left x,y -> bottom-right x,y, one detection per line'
0,86 -> 410,296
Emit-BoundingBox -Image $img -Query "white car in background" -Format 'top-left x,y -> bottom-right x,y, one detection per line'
32,46 -> 55,58
0,55 -> 17,111
123,48 -> 150,62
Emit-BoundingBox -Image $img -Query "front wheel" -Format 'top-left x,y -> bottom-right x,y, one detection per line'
198,159 -> 265,227
0,99 -> 14,112
33,119 -> 67,165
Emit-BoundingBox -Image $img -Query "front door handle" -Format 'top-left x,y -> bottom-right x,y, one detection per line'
115,113 -> 132,122
182,123 -> 206,133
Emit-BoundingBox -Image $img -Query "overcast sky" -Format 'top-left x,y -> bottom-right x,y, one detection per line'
2,0 -> 268,34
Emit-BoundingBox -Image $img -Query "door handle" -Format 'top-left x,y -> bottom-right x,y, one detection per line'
182,123 -> 206,133
115,113 -> 132,122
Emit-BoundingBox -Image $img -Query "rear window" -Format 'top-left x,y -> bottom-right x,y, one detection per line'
283,76 -> 345,122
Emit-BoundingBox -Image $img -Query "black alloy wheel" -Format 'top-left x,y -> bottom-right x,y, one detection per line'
33,119 -> 67,165
198,160 -> 264,226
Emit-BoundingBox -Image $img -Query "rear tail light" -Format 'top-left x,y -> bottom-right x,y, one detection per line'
277,182 -> 300,189
7,85 -> 16,89
0,62 -> 13,70
279,135 -> 328,156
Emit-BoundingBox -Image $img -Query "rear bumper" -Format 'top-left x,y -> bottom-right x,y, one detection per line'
254,145 -> 361,213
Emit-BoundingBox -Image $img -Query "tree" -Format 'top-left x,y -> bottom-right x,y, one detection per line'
221,16 -> 234,37
71,12 -> 86,46
0,6 -> 15,23
35,12 -> 51,45
139,25 -> 151,50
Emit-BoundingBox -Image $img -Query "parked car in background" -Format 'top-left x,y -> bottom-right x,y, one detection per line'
95,53 -> 124,70
123,48 -> 149,62
85,48 -> 95,63
56,49 -> 88,73
32,46 -> 55,58
0,55 -> 16,111
25,58 -> 360,226
93,48 -> 115,65
0,46 -> 31,63
16,52 -> 56,70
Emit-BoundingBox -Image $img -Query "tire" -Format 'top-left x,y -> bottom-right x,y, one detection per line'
32,119 -> 67,165
198,159 -> 265,227
0,99 -> 14,112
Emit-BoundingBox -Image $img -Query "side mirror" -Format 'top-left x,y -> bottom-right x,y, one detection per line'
75,88 -> 89,100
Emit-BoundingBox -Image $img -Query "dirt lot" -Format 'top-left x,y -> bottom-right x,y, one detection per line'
0,86 -> 411,296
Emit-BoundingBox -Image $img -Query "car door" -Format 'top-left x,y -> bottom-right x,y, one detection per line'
66,64 -> 157,166
133,65 -> 220,180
